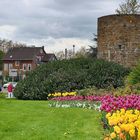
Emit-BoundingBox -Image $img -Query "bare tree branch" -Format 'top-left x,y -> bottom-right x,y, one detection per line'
116,0 -> 140,14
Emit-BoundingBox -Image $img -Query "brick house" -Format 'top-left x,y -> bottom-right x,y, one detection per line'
3,46 -> 57,81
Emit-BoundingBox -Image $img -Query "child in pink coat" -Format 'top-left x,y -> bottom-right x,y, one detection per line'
7,83 -> 13,98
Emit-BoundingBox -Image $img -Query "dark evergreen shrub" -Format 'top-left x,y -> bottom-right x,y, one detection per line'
14,58 -> 130,100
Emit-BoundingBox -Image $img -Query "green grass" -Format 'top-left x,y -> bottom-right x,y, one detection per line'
0,98 -> 103,140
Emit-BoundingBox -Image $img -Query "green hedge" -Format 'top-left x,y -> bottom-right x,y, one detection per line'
127,61 -> 140,85
14,58 -> 130,100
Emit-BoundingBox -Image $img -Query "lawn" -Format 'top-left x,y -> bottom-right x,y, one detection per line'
0,98 -> 103,140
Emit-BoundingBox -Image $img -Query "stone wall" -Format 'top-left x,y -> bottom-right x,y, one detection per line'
97,14 -> 140,67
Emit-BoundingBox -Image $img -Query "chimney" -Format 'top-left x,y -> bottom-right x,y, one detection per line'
73,45 -> 75,56
42,46 -> 44,50
65,48 -> 67,59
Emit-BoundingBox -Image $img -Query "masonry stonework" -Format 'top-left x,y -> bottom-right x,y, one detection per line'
97,14 -> 140,67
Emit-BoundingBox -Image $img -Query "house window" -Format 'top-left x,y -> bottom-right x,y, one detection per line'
15,61 -> 20,66
4,64 -> 8,71
28,64 -> 31,71
37,56 -> 41,62
23,64 -> 26,71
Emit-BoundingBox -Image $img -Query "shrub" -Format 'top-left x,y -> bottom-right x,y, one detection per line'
127,61 -> 140,85
14,58 -> 130,100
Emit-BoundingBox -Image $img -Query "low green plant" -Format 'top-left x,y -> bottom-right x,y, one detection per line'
76,86 -> 98,96
113,86 -> 131,96
0,93 -> 6,98
132,83 -> 140,93
77,87 -> 113,96
113,83 -> 140,96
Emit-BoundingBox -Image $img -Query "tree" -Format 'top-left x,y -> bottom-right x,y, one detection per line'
116,0 -> 140,14
0,38 -> 28,53
87,46 -> 97,58
87,33 -> 98,58
0,50 -> 5,70
55,51 -> 65,60
56,50 -> 74,60
75,47 -> 88,58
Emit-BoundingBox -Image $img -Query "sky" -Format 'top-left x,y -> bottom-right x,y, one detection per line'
0,0 -> 123,53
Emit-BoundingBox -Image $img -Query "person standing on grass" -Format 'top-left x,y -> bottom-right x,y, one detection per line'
7,83 -> 13,98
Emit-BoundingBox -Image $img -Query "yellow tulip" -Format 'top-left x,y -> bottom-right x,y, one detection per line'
129,129 -> 135,137
110,132 -> 116,139
114,126 -> 121,134
106,113 -> 111,119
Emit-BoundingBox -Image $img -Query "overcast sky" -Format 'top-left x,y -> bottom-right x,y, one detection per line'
0,0 -> 123,52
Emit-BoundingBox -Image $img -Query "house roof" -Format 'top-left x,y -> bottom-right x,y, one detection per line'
3,47 -> 44,60
42,53 -> 57,62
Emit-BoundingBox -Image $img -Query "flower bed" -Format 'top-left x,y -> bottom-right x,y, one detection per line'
105,109 -> 140,140
50,95 -> 140,112
48,91 -> 77,97
49,100 -> 101,110
50,94 -> 103,101
51,95 -> 84,101
100,95 -> 140,112
49,93 -> 140,139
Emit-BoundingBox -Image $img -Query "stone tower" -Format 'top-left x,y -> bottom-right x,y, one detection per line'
97,14 -> 140,67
